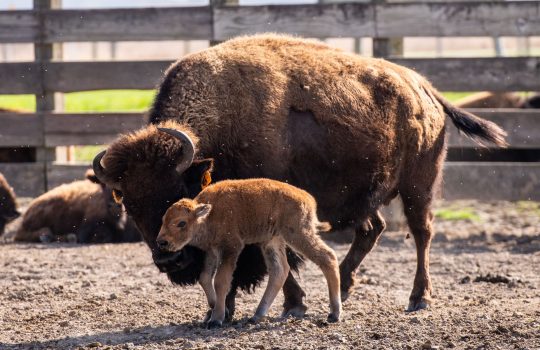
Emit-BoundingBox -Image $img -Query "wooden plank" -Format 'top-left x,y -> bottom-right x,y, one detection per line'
0,163 -> 45,197
47,164 -> 90,190
44,113 -> 145,146
1,57 -> 538,94
214,3 -> 376,40
377,1 -> 540,37
43,7 -> 212,42
0,62 -> 40,94
213,1 -> 540,40
44,61 -> 171,92
0,113 -> 42,147
391,57 -> 540,92
447,109 -> 540,149
1,2 -> 539,43
0,11 -> 38,43
443,162 -> 540,201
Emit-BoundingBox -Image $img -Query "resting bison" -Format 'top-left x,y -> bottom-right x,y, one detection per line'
157,178 -> 341,326
14,170 -> 140,243
455,92 -> 540,109
0,172 -> 20,235
93,34 -> 506,316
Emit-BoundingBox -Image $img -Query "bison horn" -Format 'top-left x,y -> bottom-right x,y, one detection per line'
157,127 -> 195,174
92,150 -> 119,188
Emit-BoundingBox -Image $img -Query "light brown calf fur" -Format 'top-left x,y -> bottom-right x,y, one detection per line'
157,178 -> 341,328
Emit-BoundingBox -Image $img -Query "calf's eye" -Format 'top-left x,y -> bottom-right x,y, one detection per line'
177,221 -> 186,228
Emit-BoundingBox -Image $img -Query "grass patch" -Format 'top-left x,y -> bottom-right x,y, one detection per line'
516,201 -> 540,216
435,207 -> 480,222
73,145 -> 106,163
0,90 -> 155,112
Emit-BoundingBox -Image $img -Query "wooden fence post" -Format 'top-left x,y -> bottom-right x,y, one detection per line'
210,0 -> 238,46
34,0 -> 61,193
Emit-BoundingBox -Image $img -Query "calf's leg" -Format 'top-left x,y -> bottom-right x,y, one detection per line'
250,238 -> 290,323
208,248 -> 242,329
286,228 -> 341,322
199,253 -> 218,323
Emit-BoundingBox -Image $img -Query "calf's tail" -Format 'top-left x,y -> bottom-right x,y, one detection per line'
316,221 -> 332,232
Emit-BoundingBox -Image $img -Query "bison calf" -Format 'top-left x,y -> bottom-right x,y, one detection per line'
14,170 -> 130,243
157,178 -> 341,328
0,172 -> 20,235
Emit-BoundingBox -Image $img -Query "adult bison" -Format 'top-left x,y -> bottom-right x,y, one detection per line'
93,34 -> 506,319
0,172 -> 20,235
14,170 -> 140,244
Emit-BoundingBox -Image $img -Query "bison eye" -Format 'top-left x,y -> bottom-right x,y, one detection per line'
177,221 -> 186,228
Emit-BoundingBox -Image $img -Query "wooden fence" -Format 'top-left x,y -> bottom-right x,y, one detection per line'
0,1 -> 539,200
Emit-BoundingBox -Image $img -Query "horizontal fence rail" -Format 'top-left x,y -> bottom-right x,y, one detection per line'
1,110 -> 539,148
1,1 -> 540,43
1,57 -> 539,94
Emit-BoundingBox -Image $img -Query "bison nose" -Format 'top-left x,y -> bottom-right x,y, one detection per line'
156,239 -> 169,251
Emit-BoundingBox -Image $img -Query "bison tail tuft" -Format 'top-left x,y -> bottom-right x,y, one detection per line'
434,91 -> 508,147
316,221 -> 332,232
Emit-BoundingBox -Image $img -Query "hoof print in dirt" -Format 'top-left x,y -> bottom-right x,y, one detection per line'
206,320 -> 222,329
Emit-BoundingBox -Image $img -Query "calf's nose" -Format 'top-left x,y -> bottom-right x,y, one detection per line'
156,238 -> 169,251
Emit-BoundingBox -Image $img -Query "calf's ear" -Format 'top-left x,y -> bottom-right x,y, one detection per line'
194,203 -> 212,220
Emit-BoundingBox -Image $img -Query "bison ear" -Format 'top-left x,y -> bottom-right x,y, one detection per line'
85,169 -> 102,184
194,203 -> 212,220
183,159 -> 215,194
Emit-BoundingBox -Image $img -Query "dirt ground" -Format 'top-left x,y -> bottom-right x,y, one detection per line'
1,200 -> 539,350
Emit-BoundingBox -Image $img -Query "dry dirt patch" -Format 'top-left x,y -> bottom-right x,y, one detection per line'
0,201 -> 539,350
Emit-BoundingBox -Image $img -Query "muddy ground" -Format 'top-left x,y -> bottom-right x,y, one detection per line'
1,200 -> 539,350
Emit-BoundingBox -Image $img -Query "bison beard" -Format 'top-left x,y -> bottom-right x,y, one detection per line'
161,244 -> 304,291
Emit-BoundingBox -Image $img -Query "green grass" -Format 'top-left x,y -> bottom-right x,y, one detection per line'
435,207 -> 480,222
0,90 -> 155,112
516,201 -> 540,217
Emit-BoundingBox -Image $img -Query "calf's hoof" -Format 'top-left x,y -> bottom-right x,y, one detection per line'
406,297 -> 431,312
206,320 -> 222,329
340,288 -> 352,303
281,304 -> 307,318
327,313 -> 340,323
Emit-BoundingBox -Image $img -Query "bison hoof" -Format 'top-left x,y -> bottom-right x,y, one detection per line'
39,234 -> 54,243
340,289 -> 351,303
202,309 -> 213,324
327,313 -> 340,323
406,297 -> 431,312
247,316 -> 261,324
206,320 -> 222,329
66,233 -> 78,243
281,304 -> 307,318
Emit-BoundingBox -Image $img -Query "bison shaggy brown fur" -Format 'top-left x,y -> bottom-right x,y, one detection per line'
93,34 -> 506,318
14,170 -> 139,243
0,172 -> 20,235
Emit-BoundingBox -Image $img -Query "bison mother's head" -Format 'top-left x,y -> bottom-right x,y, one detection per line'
92,121 -> 213,285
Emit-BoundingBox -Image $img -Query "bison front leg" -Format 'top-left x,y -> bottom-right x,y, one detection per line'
199,253 -> 217,324
207,248 -> 241,329
339,210 -> 386,302
281,272 -> 307,318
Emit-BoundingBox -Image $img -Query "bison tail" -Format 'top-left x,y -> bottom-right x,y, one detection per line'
316,221 -> 332,232
433,90 -> 508,147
